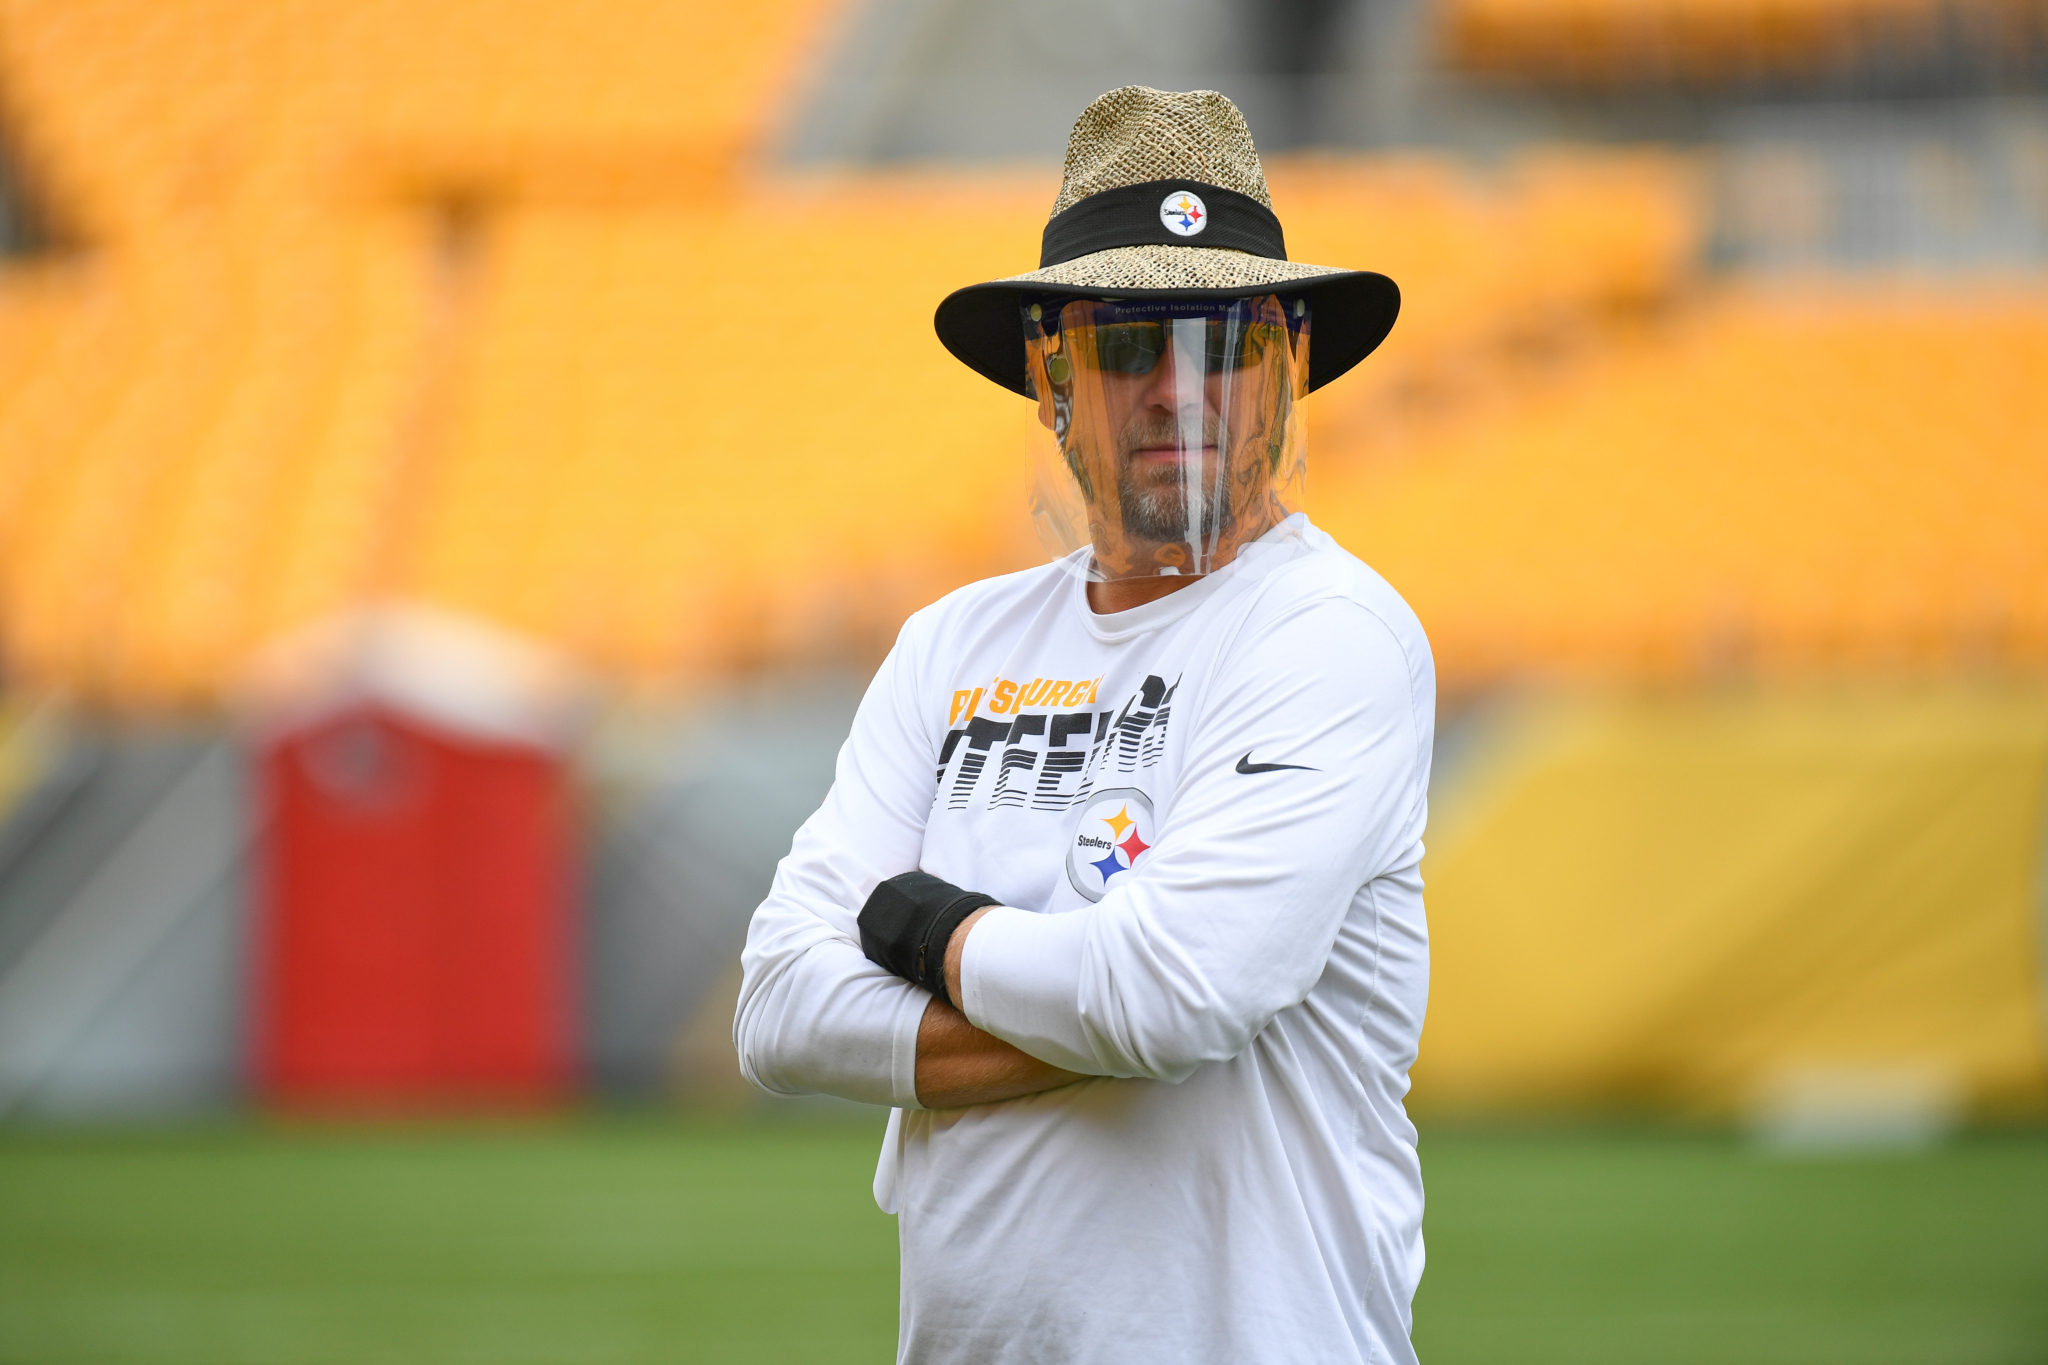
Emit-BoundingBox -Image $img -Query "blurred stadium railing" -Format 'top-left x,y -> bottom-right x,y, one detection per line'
0,0 -> 2040,1130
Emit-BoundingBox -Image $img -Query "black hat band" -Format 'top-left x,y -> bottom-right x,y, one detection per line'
1040,179 -> 1288,269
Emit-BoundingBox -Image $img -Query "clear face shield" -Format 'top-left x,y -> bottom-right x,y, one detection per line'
1023,294 -> 1309,582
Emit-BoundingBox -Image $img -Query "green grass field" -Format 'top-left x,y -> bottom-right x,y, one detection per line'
2,1117 -> 2043,1364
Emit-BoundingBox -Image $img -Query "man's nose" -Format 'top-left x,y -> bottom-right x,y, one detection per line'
1137,352 -> 1180,410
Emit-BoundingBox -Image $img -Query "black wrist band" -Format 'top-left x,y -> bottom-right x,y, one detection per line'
858,870 -> 1000,1008
917,891 -> 997,1005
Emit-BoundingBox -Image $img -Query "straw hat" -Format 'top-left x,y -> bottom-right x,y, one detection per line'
934,86 -> 1400,396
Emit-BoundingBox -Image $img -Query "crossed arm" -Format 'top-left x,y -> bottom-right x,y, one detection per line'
915,906 -> 1085,1109
737,598 -> 1422,1115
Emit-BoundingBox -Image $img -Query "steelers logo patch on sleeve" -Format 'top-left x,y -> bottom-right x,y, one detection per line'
1066,788 -> 1156,902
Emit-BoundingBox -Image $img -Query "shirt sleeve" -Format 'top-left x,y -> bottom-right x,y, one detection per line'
959,594 -> 1430,1083
733,617 -> 940,1109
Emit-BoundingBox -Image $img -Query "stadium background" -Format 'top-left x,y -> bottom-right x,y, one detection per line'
0,0 -> 2043,1361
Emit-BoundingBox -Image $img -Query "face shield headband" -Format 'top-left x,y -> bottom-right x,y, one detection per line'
1022,295 -> 1310,582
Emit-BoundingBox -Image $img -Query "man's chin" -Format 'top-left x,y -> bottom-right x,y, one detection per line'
1118,501 -> 1235,547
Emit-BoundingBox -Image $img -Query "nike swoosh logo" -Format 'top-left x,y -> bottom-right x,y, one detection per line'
1236,752 -> 1317,775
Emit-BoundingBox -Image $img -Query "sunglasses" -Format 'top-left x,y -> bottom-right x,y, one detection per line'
1079,319 -> 1289,376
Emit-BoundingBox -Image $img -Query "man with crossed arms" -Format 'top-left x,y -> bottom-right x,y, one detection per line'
737,86 -> 1432,1365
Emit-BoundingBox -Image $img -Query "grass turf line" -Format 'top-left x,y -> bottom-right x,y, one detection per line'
1414,1127 -> 2048,1365
0,1115 -> 901,1365
1,1119 -> 2044,1364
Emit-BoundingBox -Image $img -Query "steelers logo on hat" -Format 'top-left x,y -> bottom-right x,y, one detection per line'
1159,189 -> 1207,237
1066,788 -> 1156,902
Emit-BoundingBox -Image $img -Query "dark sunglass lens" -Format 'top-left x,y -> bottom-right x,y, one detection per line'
1089,317 -> 1278,374
1095,323 -> 1163,374
1200,320 -> 1270,372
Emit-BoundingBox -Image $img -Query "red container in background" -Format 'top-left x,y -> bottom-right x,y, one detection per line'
245,608 -> 588,1109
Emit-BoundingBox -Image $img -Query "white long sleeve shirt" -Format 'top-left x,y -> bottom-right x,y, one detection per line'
736,517 -> 1434,1365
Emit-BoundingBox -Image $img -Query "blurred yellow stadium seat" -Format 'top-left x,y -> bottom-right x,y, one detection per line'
0,0 -> 1725,705
1441,0 -> 2039,87
0,1 -> 2039,712
1317,281 -> 2048,689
